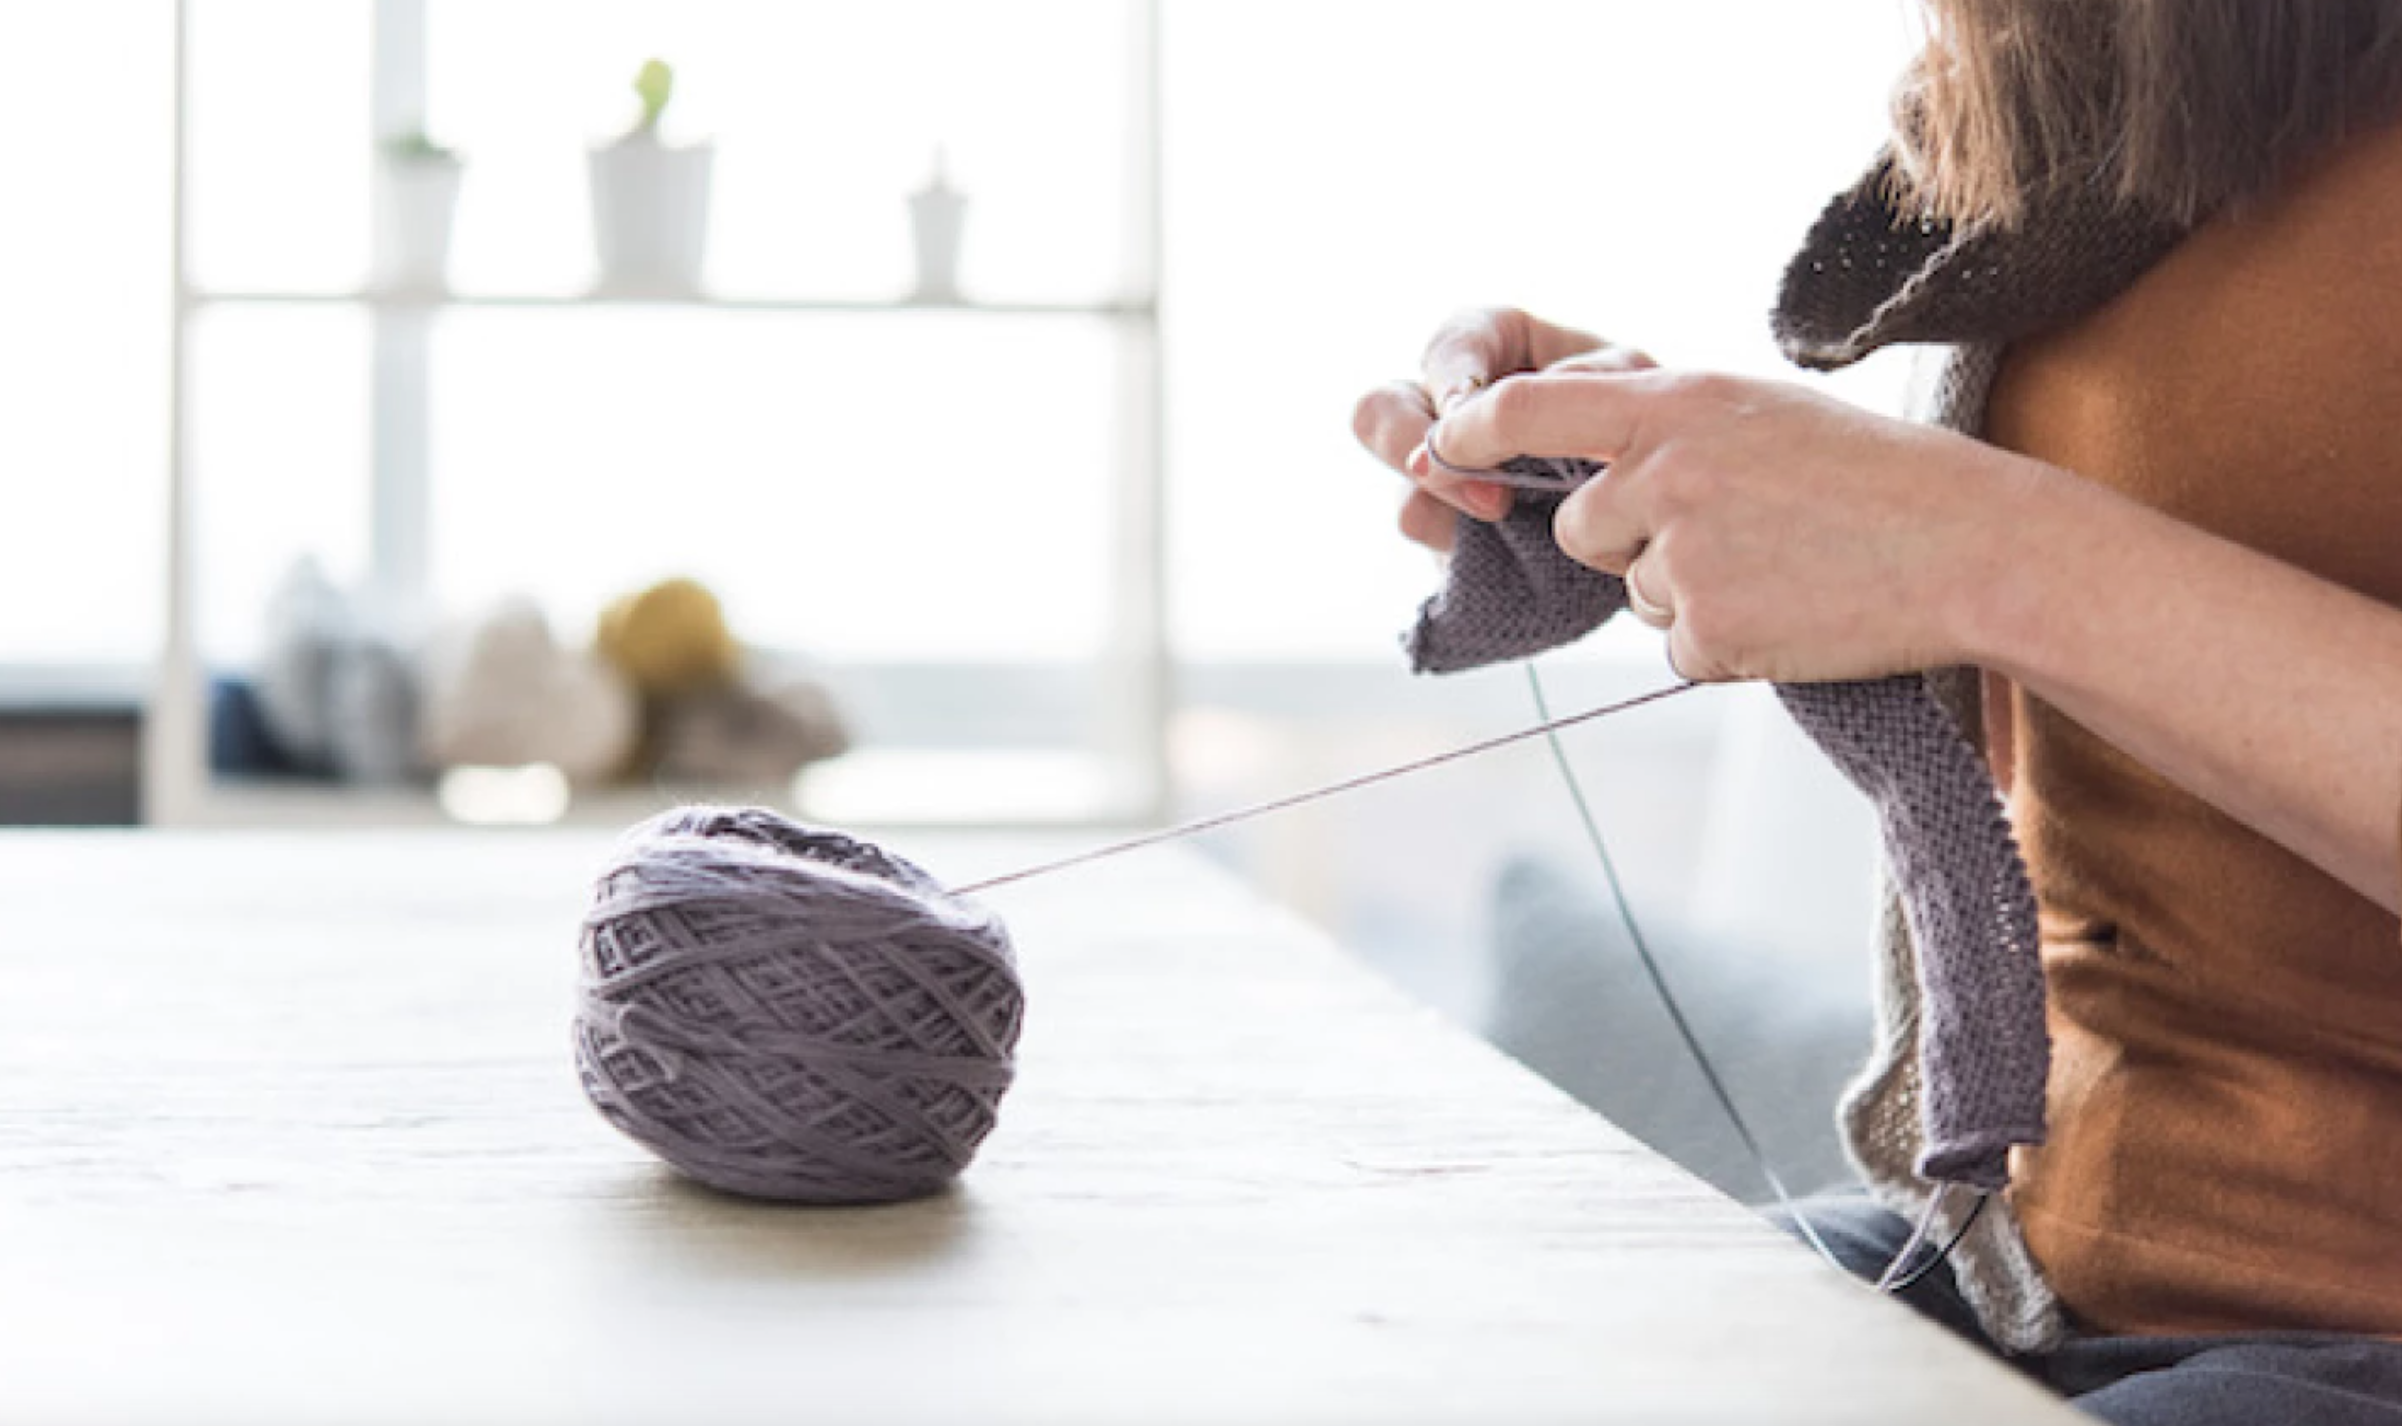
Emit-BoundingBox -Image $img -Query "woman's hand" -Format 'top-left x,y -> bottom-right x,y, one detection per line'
1392,353 -> 2402,915
1426,366 -> 2054,683
1350,307 -> 1653,551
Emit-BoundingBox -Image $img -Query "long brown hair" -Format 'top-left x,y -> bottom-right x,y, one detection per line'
1894,0 -> 2402,228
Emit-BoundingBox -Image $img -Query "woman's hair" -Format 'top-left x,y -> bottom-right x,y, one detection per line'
1894,0 -> 2402,227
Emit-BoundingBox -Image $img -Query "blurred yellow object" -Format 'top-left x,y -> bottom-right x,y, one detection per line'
597,577 -> 744,698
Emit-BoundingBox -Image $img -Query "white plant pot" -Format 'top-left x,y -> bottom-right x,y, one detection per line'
908,182 -> 969,303
372,158 -> 463,293
587,137 -> 714,296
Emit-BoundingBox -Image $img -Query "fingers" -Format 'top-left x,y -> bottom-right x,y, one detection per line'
1352,379 -> 1510,521
1365,312 -> 1643,537
1622,550 -> 1674,629
1408,431 -> 1514,522
1547,344 -> 1659,377
1620,540 -> 1731,684
1355,382 -> 1513,521
1664,620 -> 1735,685
1397,488 -> 1458,553
1429,369 -> 1655,471
1350,380 -> 1435,473
1551,460 -> 1650,575
1420,307 -> 1606,410
1420,308 -> 1524,414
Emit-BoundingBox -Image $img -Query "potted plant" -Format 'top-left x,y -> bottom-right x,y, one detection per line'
587,58 -> 714,296
373,128 -> 462,293
907,147 -> 969,303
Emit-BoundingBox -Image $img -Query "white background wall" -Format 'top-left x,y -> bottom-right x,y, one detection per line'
0,1 -> 1919,1030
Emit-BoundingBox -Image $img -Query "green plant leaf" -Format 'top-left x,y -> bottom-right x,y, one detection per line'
380,128 -> 455,163
633,58 -> 673,133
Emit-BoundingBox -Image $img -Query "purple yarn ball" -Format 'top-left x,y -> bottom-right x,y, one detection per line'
575,806 -> 1024,1203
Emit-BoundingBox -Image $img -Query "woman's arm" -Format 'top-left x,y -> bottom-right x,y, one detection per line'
1971,458 -> 2402,914
1423,366 -> 2402,914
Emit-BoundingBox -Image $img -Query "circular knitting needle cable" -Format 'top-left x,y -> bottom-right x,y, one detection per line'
1524,662 -> 1840,1268
1874,1184 -> 1951,1292
951,659 -> 1982,1293
1528,662 -> 1990,1295
1882,1190 -> 1989,1294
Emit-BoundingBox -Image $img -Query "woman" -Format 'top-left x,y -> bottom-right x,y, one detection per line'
1353,3 -> 2402,1422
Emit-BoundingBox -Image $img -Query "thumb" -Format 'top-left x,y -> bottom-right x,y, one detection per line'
1419,308 -> 1542,413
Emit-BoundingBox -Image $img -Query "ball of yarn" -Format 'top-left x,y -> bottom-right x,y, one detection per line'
574,806 -> 1024,1203
596,577 -> 744,699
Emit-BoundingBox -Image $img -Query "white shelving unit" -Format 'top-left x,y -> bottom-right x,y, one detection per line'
188,290 -> 1154,317
147,0 -> 1169,829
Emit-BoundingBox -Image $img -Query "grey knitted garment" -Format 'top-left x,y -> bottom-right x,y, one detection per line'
1403,457 -> 1630,675
1408,152 -> 2188,1350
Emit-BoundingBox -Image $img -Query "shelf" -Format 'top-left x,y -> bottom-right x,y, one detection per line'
0,662 -> 148,713
186,747 -> 1144,832
180,286 -> 1156,320
151,0 -> 1169,830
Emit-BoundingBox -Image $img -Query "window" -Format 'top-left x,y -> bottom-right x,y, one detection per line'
15,0 -> 1913,915
1163,0 -> 1918,661
0,5 -> 173,666
167,0 -> 1161,822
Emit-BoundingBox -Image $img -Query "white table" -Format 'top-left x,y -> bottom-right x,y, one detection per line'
0,832 -> 2077,1424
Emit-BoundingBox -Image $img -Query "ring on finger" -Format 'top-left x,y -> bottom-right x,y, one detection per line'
1625,556 -> 1675,627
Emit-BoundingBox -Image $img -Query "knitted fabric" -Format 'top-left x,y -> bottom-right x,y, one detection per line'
1406,151 -> 2189,1351
1404,459 -> 1627,674
1409,496 -> 2046,1191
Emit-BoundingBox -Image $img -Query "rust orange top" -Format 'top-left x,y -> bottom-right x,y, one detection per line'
1983,117 -> 2402,1336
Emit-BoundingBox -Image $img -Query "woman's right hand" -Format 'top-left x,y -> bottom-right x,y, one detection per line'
1350,307 -> 1652,552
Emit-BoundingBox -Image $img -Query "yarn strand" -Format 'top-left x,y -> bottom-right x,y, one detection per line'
951,680 -> 1699,897
579,665 -> 2006,1268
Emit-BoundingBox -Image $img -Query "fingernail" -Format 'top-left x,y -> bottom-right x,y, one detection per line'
1471,485 -> 1512,521
1405,441 -> 1430,477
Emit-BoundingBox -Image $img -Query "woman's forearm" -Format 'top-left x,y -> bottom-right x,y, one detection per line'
1962,460 -> 2402,914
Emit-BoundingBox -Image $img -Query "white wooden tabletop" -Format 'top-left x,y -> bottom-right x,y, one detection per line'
0,831 -> 2077,1425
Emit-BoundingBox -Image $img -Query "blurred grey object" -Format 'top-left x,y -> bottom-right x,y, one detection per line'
253,559 -> 424,784
252,558 -> 352,772
653,667 -> 851,785
325,638 -> 420,785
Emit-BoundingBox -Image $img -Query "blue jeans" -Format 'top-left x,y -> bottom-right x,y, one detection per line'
1783,1194 -> 2402,1424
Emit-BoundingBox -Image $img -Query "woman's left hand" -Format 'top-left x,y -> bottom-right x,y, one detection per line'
1418,367 -> 2052,683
